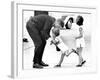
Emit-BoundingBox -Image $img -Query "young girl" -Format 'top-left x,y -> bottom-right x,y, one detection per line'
50,17 -> 74,67
73,15 -> 86,67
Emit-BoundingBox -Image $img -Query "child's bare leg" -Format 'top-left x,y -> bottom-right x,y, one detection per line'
66,50 -> 74,57
55,52 -> 66,67
72,48 -> 79,55
76,47 -> 84,66
58,53 -> 65,65
79,48 -> 83,64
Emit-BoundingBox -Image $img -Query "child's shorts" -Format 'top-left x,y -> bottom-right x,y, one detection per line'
76,38 -> 85,48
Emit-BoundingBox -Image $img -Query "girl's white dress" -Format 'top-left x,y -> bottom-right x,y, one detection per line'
76,25 -> 85,48
55,35 -> 69,53
50,27 -> 69,53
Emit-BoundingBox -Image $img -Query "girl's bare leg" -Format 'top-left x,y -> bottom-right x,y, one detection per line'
66,50 -> 74,57
76,47 -> 84,66
55,52 -> 65,67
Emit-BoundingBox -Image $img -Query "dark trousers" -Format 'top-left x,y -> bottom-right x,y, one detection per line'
26,23 -> 46,64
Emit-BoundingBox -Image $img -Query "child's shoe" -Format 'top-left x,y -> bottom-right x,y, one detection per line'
76,60 -> 86,67
81,60 -> 86,66
76,64 -> 82,67
54,64 -> 61,67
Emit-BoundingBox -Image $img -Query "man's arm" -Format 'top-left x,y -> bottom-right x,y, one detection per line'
41,19 -> 53,40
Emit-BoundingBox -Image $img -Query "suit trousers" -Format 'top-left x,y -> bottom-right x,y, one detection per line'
26,23 -> 46,64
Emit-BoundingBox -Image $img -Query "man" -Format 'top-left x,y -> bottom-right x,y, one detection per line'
26,14 -> 64,69
26,14 -> 55,69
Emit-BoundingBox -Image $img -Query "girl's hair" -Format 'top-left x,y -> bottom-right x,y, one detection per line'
65,17 -> 73,29
76,15 -> 84,26
69,17 -> 74,23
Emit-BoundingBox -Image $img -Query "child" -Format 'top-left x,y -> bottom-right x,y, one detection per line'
73,15 -> 86,67
50,26 -> 74,67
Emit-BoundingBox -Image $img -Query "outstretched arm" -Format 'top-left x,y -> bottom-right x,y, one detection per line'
50,28 -> 60,45
50,29 -> 57,45
75,27 -> 83,39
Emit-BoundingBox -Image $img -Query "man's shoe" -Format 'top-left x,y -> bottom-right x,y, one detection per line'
33,63 -> 43,69
39,61 -> 49,66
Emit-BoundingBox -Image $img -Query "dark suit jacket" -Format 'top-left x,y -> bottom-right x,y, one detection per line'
28,14 -> 55,40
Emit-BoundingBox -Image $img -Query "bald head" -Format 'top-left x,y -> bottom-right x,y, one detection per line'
54,19 -> 64,29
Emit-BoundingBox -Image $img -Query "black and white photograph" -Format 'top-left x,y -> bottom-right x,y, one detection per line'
23,10 -> 91,69
1,0 -> 100,80
11,2 -> 97,78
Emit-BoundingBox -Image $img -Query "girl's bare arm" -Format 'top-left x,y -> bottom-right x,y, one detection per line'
75,27 -> 83,39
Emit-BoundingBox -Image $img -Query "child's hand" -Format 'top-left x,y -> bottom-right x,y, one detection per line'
50,40 -> 59,45
50,40 -> 54,45
50,40 -> 56,45
55,40 -> 60,45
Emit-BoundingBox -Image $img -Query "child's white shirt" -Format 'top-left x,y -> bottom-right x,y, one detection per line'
55,35 -> 69,53
74,24 -> 85,48
50,27 -> 69,53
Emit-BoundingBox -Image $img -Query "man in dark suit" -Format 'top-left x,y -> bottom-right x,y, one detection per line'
26,14 -> 56,68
